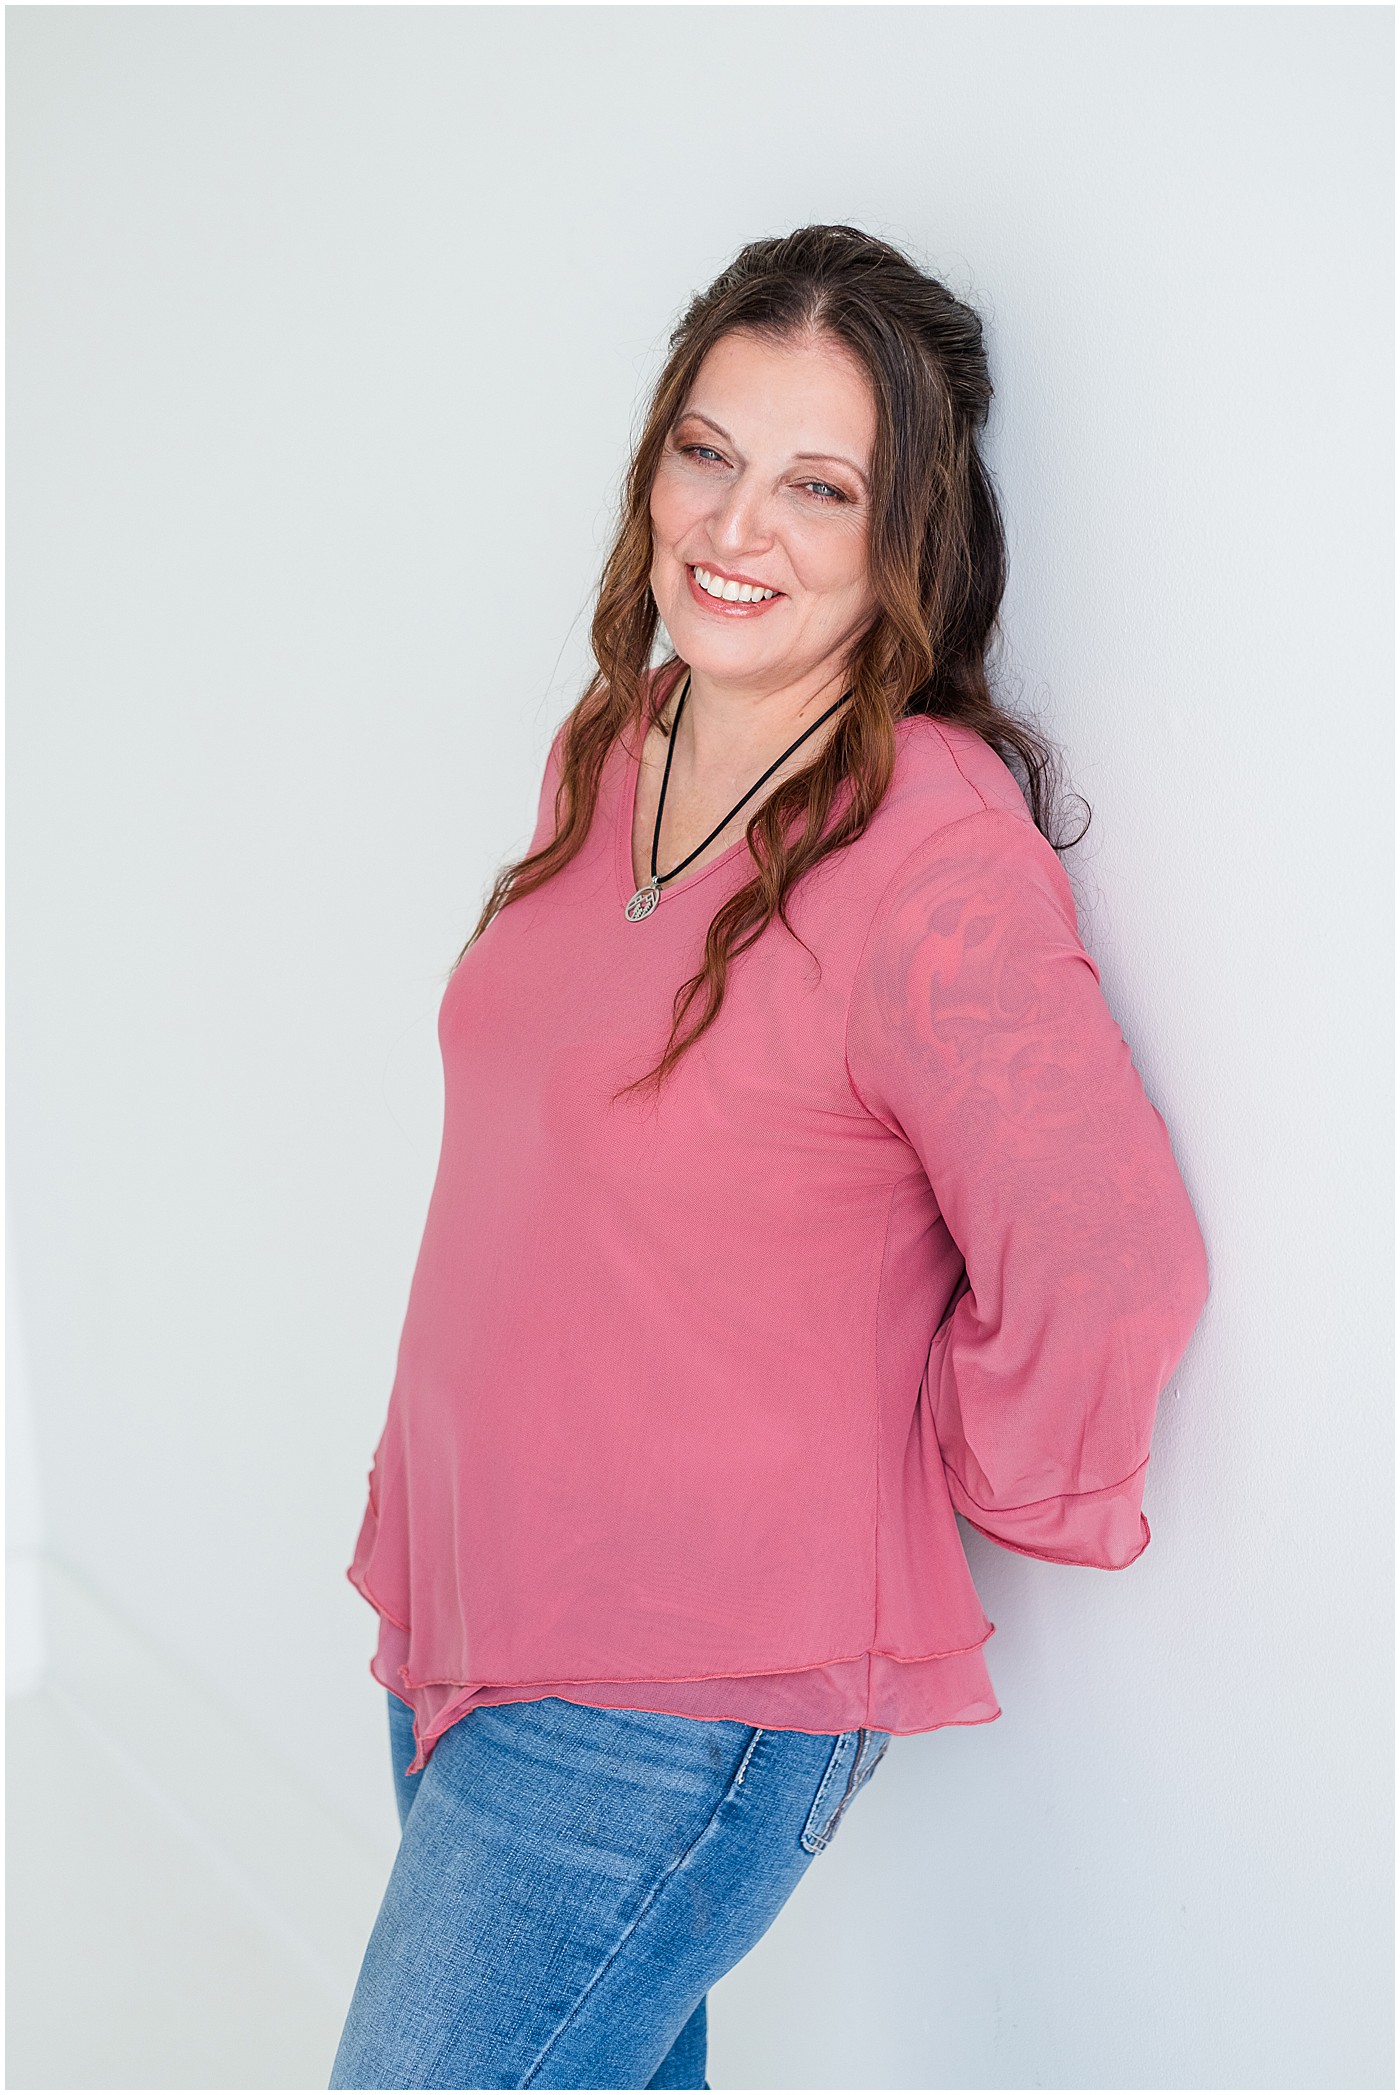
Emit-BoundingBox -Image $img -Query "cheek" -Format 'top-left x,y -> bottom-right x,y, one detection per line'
650,465 -> 704,549
791,524 -> 872,615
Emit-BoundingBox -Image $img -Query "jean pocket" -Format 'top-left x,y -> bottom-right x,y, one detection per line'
800,1727 -> 893,1856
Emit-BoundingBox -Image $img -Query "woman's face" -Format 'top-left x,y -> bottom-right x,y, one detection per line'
648,328 -> 879,699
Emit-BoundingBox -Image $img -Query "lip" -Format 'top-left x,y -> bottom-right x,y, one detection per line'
684,562 -> 785,617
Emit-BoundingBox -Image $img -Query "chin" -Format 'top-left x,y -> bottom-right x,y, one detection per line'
662,602 -> 780,673
677,637 -> 775,688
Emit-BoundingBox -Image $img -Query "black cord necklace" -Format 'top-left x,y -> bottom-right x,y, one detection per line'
624,671 -> 854,922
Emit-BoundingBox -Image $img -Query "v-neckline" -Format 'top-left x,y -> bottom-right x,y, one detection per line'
613,704 -> 926,917
615,721 -> 756,914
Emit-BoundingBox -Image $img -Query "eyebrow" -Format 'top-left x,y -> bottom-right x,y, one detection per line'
677,410 -> 869,492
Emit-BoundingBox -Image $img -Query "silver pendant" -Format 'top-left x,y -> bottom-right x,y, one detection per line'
625,880 -> 661,922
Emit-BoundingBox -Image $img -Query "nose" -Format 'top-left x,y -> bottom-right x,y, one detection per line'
707,468 -> 776,560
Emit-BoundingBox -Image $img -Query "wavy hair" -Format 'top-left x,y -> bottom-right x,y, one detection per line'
455,223 -> 1088,1099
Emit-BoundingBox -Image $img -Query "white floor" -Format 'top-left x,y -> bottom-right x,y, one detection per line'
6,1688 -> 348,2091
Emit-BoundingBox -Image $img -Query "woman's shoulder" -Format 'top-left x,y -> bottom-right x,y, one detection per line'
798,713 -> 1049,936
883,712 -> 1036,840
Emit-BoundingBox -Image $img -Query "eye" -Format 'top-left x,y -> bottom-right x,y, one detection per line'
676,441 -> 851,505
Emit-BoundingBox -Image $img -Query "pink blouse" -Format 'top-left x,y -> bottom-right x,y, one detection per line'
348,691 -> 1210,1775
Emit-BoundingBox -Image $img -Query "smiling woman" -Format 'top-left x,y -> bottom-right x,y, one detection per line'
654,336 -> 875,645
330,224 -> 1210,2092
630,330 -> 880,903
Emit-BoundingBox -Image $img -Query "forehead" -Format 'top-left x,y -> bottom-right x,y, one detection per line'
682,330 -> 877,454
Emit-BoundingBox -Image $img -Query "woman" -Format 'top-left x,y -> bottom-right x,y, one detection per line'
329,224 -> 1209,2091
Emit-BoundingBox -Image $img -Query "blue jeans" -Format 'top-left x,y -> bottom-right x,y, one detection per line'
329,1690 -> 893,2090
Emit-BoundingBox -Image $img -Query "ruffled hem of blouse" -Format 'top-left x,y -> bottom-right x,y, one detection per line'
347,1550 -> 1002,1777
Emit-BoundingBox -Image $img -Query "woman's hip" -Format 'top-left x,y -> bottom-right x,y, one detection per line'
329,1691 -> 892,2090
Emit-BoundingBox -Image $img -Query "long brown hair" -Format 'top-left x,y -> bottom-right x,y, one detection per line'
456,223 -> 1088,1099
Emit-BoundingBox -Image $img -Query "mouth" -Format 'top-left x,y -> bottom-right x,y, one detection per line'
685,563 -> 785,617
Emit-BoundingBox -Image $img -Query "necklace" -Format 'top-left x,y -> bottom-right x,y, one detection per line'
624,671 -> 854,922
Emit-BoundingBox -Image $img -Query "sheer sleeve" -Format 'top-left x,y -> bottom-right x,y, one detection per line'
845,806 -> 1210,1569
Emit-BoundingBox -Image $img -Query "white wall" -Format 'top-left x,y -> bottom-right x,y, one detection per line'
6,1231 -> 48,1695
7,7 -> 1391,2088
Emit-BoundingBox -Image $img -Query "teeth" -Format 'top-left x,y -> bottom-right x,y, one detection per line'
693,566 -> 775,603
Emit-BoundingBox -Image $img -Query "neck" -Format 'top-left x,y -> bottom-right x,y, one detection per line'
668,662 -> 852,781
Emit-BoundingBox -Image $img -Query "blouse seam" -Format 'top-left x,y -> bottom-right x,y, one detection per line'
926,718 -> 996,812
386,1626 -> 999,1694
840,802 -> 1010,1128
948,1452 -> 1151,1518
867,1176 -> 902,1721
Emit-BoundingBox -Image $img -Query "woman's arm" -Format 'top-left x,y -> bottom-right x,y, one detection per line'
846,805 -> 1210,1569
